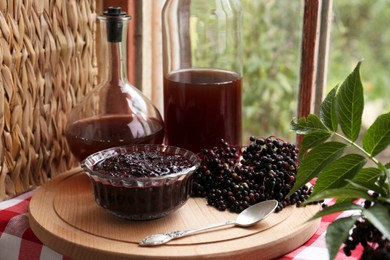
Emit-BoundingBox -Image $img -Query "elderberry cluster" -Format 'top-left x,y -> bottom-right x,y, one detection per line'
343,198 -> 390,259
191,136 -> 312,213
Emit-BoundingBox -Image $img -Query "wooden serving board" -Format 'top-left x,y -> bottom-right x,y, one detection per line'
29,168 -> 321,260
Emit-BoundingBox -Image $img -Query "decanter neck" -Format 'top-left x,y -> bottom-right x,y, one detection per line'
107,42 -> 128,83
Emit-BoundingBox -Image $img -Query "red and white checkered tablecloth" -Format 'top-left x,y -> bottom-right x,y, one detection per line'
0,191 -> 362,260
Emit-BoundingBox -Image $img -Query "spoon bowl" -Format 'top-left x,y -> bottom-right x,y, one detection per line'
140,199 -> 278,246
235,200 -> 278,227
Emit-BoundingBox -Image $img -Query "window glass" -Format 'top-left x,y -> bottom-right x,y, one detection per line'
328,0 -> 390,162
329,0 -> 390,125
242,0 -> 303,144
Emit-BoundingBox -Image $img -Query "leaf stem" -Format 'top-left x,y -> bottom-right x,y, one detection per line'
333,132 -> 390,196
333,132 -> 379,165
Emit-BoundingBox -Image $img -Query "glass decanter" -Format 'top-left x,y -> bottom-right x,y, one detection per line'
66,7 -> 164,161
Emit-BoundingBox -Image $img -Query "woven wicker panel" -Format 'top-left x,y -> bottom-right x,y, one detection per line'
0,0 -> 97,201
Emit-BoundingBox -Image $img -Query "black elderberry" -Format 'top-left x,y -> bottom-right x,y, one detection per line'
191,136 -> 309,214
94,150 -> 193,178
342,199 -> 390,259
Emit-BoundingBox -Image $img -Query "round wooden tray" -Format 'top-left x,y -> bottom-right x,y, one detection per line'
29,168 -> 321,260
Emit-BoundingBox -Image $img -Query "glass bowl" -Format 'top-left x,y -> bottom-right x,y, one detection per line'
81,144 -> 201,220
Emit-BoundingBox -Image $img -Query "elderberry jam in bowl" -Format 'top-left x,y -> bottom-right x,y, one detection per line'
82,144 -> 201,220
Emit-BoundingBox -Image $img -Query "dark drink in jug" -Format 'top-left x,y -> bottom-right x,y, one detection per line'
163,68 -> 242,153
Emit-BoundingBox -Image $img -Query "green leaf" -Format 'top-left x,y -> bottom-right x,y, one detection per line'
387,168 -> 390,195
362,203 -> 390,240
286,142 -> 347,197
362,112 -> 390,157
335,197 -> 355,205
312,154 -> 367,196
351,167 -> 382,183
326,216 -> 359,260
304,188 -> 372,204
379,165 -> 390,195
380,196 -> 390,204
320,85 -> 339,131
290,114 -> 328,134
307,202 -> 362,222
299,131 -> 332,159
346,167 -> 386,195
346,179 -> 387,196
336,61 -> 364,141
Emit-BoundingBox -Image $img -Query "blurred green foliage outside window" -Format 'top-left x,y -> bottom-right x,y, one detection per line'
241,0 -> 390,144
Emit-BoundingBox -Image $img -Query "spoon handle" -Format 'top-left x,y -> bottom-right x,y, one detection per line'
139,220 -> 236,246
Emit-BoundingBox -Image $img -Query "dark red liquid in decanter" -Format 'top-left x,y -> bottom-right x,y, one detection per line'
66,115 -> 164,161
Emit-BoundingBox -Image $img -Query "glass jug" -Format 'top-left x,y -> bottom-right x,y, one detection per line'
66,7 -> 164,161
162,0 -> 242,153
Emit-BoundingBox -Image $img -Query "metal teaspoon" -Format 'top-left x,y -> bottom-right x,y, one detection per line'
139,199 -> 278,246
